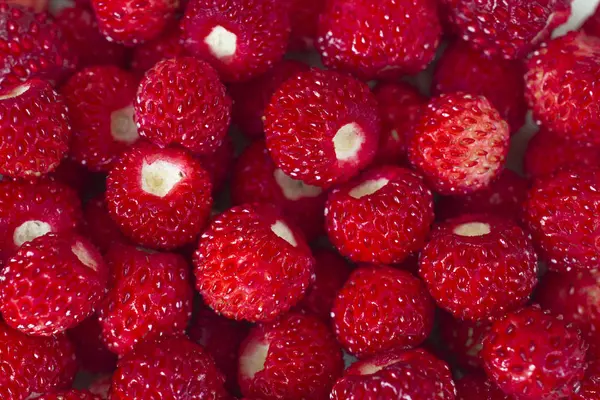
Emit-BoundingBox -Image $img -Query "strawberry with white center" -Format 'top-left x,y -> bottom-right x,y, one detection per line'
194,203 -> 315,322
106,143 -> 213,250
0,233 -> 107,336
265,69 -> 380,188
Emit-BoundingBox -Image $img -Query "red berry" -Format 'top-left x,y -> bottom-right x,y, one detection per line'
584,5 -> 600,37
575,360 -> 600,400
97,243 -> 193,355
196,134 -> 234,195
420,214 -> 538,320
135,57 -> 232,156
239,312 -> 344,400
325,165 -> 434,264
332,265 -> 435,357
194,203 -> 315,322
526,31 -> 600,144
67,314 -> 117,374
482,305 -> 588,399
287,0 -> 323,51
408,93 -> 510,195
181,0 -> 290,82
438,312 -> 491,370
456,374 -> 514,400
130,26 -> 186,75
36,390 -> 102,400
523,167 -> 600,271
62,65 -> 139,172
83,195 -> 129,253
441,0 -> 571,60
0,79 -> 71,179
316,0 -> 441,80
106,143 -> 213,250
265,69 -> 380,188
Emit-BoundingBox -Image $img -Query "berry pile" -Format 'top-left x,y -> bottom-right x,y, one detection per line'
0,0 -> 599,399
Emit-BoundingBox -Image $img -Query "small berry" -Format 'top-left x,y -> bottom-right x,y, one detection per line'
67,314 -> 117,374
36,390 -> 102,400
456,374 -> 514,400
82,195 -> 129,253
438,312 -> 491,370
130,27 -> 186,75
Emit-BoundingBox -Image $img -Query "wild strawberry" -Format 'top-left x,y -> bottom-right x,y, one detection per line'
231,140 -> 327,241
36,390 -> 102,400
420,214 -> 538,320
438,312 -> 491,370
441,0 -> 571,60
409,93 -> 510,195
181,0 -> 290,82
135,57 -> 231,156
526,32 -> 600,144
0,79 -> 71,179
325,165 -> 434,264
90,0 -> 179,45
110,336 -> 229,399
67,314 -> 117,374
106,143 -> 213,250
194,203 -> 315,322
584,5 -> 600,37
82,195 -> 129,253
523,167 -> 600,271
456,374 -> 514,400
239,312 -> 343,400
197,134 -> 234,194
316,0 -> 441,80
97,243 -> 193,355
482,305 -> 588,399
332,265 -> 435,357
331,349 -> 456,400
288,0 -> 323,50
130,27 -> 186,75
62,65 -> 139,172
575,360 -> 600,400
265,69 -> 380,188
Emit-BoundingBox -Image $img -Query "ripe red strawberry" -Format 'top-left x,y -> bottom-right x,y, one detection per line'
97,243 -> 193,355
331,349 -> 456,400
0,179 -> 82,261
106,143 -> 213,250
441,0 -> 571,60
371,82 -> 426,166
265,69 -> 380,188
526,32 -> 600,144
409,93 -> 510,195
36,390 -> 102,400
288,0 -> 324,51
239,312 -> 343,400
523,167 -> 600,271
482,305 -> 588,399
231,140 -> 327,241
316,0 -> 441,80
131,26 -> 186,75
0,4 -> 76,88
83,195 -> 129,253
110,336 -> 229,399
67,314 -> 117,374
229,60 -> 308,139
438,312 -> 491,370
0,233 -> 107,336
62,65 -> 139,171
456,374 -> 514,400
194,203 -> 315,322
181,0 -> 290,82
326,165 -> 434,264
575,360 -> 600,400
135,57 -> 231,156
197,134 -> 234,194
332,265 -> 435,357
0,321 -> 77,399
90,0 -> 178,45
584,5 -> 600,37
0,79 -> 71,179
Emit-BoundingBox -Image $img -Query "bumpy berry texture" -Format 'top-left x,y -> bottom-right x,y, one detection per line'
482,306 -> 588,400
456,374 -> 514,400
420,214 -> 538,320
288,0 -> 323,50
409,93 -> 510,195
332,265 -> 435,357
67,314 -> 117,374
574,360 -> 600,400
439,313 -> 491,371
316,0 -> 441,80
135,57 -> 231,156
106,143 -> 213,250
526,32 -> 600,144
265,69 -> 380,188
441,0 -> 571,60
36,390 -> 102,400
130,27 -> 186,75
194,204 -> 315,322
0,79 -> 71,179
97,243 -> 193,355
523,167 -> 600,271
83,195 -> 129,253
62,65 -> 139,171
181,0 -> 290,82
326,165 -> 434,264
238,312 -> 344,400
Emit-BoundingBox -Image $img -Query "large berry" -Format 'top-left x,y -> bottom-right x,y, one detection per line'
438,313 -> 491,371
482,306 -> 588,399
316,0 -> 441,80
36,390 -> 102,400
238,312 -> 344,400
130,27 -> 186,75
67,314 -> 117,373
325,165 -> 434,264
83,195 -> 129,253
265,69 -> 380,188
106,143 -> 213,250
194,204 -> 315,322
332,265 -> 435,357
456,374 -> 514,400
409,93 -> 510,195
135,57 -> 231,156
